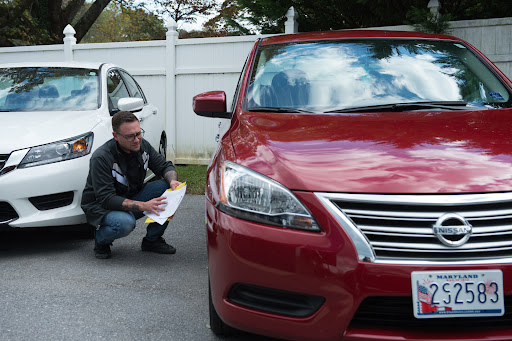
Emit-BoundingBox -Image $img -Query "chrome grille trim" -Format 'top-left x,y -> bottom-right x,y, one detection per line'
0,149 -> 29,176
315,192 -> 512,265
0,154 -> 8,169
316,193 -> 375,262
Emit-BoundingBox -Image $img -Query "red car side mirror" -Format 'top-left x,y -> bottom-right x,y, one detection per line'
193,91 -> 231,118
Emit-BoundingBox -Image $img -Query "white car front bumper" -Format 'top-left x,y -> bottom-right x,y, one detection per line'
0,155 -> 90,228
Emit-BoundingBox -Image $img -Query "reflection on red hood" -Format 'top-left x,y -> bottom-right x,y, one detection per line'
230,109 -> 512,193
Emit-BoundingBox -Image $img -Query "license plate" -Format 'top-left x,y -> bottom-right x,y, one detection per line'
411,270 -> 504,318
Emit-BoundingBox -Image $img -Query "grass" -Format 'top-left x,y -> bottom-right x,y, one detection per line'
175,164 -> 208,195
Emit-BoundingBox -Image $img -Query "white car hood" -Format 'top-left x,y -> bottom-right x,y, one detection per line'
1,110 -> 101,153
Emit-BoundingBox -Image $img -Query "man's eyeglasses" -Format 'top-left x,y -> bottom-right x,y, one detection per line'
117,128 -> 145,142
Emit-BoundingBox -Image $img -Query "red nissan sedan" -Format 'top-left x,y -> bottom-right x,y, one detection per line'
193,30 -> 512,341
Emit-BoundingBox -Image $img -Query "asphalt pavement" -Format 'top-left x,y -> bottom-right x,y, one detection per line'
0,195 -> 279,341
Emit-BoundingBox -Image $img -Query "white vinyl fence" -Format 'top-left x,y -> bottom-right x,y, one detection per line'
1,14 -> 512,164
450,18 -> 512,78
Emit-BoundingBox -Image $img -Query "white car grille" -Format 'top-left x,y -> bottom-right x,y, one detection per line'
316,192 -> 512,264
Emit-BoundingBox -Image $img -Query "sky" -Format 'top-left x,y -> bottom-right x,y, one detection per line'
178,15 -> 210,31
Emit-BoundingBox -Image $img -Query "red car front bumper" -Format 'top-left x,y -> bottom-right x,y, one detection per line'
206,192 -> 512,341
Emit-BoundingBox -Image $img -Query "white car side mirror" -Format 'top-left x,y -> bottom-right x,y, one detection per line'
118,97 -> 144,112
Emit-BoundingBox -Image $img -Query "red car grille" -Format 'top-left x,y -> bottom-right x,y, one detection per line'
350,296 -> 512,330
326,193 -> 512,263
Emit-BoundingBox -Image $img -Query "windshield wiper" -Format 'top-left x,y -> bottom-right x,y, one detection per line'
324,101 -> 469,113
248,106 -> 315,113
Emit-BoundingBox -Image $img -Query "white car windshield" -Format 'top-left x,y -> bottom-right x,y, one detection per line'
245,39 -> 512,112
0,67 -> 99,112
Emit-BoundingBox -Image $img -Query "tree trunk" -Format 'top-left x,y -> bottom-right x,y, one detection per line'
73,0 -> 112,42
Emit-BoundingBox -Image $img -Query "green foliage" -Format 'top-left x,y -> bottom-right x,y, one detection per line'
406,6 -> 452,34
0,0 -> 114,46
207,0 -> 424,34
150,0 -> 216,23
178,28 -> 240,38
441,0 -> 512,21
0,0 -> 55,46
175,164 -> 207,195
206,0 -> 512,36
81,1 -> 166,43
204,0 -> 253,34
235,0 -> 288,34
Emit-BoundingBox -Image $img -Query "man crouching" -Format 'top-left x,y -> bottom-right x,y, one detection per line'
81,111 -> 182,259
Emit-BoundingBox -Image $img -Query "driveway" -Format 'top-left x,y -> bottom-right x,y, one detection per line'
0,195 -> 279,341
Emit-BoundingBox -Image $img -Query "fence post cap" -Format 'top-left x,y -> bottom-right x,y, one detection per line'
286,6 -> 297,19
427,0 -> 440,9
63,24 -> 76,36
166,18 -> 178,31
285,6 -> 298,34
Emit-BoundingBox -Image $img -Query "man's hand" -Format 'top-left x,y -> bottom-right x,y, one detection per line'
170,179 -> 182,191
122,197 -> 168,215
143,196 -> 168,216
163,170 -> 181,190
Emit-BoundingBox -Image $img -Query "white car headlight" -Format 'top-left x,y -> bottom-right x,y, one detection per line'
217,161 -> 320,231
18,132 -> 94,168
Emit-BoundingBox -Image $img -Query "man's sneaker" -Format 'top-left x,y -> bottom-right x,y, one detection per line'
141,237 -> 176,254
94,241 -> 112,259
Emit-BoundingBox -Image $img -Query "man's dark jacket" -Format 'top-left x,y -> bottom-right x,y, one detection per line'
81,138 -> 176,227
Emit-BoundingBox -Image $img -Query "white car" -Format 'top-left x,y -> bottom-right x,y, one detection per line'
0,62 -> 166,228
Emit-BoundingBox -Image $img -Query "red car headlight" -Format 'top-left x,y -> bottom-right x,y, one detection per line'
217,161 -> 320,231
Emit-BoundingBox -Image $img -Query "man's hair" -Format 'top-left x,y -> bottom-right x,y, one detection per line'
112,111 -> 138,132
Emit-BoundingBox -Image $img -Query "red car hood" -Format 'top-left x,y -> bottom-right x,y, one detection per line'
231,109 -> 512,193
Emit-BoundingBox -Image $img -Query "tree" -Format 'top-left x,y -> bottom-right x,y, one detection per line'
81,1 -> 167,43
0,0 -> 113,46
205,0 -> 422,34
440,0 -> 512,21
205,0 -> 288,34
149,0 -> 216,24
206,0 -> 512,35
204,0 -> 253,35
406,4 -> 452,34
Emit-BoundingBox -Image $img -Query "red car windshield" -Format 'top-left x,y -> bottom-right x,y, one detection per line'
245,39 -> 512,112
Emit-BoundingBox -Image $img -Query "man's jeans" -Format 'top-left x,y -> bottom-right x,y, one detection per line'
95,179 -> 170,245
